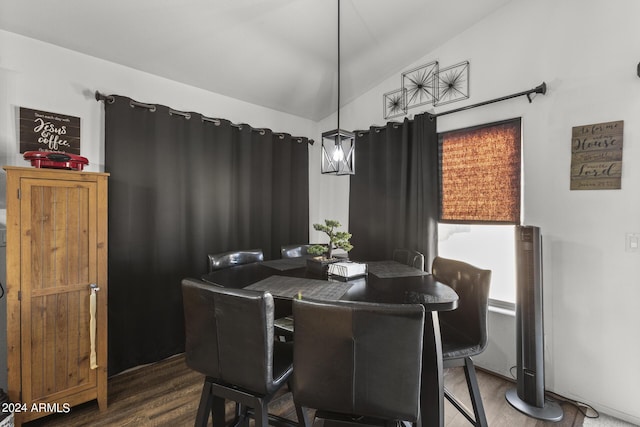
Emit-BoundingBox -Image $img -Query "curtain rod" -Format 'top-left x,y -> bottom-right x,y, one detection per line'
355,82 -> 547,136
431,81 -> 546,118
94,91 -> 314,145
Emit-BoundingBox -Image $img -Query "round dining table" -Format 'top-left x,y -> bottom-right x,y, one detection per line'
201,258 -> 459,427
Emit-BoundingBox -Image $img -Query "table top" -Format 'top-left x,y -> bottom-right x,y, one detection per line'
201,258 -> 458,312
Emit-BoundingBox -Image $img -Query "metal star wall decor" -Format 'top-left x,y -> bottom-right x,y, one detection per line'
383,88 -> 406,119
434,61 -> 470,106
402,61 -> 438,109
382,59 -> 471,120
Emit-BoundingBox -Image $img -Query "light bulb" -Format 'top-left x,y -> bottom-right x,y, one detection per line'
332,144 -> 344,162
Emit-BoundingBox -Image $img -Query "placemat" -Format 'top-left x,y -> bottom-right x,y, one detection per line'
366,260 -> 428,278
245,275 -> 353,301
260,257 -> 308,271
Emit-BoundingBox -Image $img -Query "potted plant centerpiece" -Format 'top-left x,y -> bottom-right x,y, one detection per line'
306,219 -> 353,274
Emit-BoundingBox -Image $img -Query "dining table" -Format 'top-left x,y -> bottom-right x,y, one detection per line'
201,257 -> 459,427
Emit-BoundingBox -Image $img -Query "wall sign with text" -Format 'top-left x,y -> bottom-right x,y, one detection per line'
570,120 -> 623,190
19,107 -> 81,154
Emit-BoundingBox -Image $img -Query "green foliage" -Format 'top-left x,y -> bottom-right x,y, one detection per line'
307,219 -> 353,259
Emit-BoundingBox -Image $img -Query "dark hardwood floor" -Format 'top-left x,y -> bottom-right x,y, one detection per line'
24,354 -> 586,427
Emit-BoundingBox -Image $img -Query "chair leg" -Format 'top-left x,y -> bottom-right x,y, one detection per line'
233,403 -> 250,427
463,357 -> 488,427
254,400 -> 269,427
195,381 -> 213,427
444,387 -> 475,425
212,395 -> 226,427
294,402 -> 311,427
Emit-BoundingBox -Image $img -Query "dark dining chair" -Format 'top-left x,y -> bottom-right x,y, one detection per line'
431,257 -> 492,427
280,244 -> 314,259
392,248 -> 425,270
181,278 -> 309,427
207,248 -> 264,272
291,298 -> 425,427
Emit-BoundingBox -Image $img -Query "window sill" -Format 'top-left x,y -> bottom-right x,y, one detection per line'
488,299 -> 515,317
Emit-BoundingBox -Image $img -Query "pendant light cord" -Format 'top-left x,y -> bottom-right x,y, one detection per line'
337,0 -> 341,132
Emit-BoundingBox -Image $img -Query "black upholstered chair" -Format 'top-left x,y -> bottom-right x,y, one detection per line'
207,248 -> 264,272
280,244 -> 314,259
292,298 -> 425,427
392,248 -> 425,270
431,257 -> 492,427
181,278 -> 308,427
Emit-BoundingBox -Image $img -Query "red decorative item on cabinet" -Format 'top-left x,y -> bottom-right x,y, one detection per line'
23,151 -> 89,171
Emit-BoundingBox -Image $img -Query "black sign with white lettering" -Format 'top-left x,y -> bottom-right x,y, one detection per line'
19,107 -> 81,154
570,120 -> 623,190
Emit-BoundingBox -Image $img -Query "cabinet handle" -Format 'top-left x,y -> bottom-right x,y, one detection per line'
89,284 -> 99,369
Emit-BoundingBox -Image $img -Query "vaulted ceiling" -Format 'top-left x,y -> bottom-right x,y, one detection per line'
0,0 -> 514,121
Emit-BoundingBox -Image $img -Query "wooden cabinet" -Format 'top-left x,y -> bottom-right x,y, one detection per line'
4,167 -> 108,426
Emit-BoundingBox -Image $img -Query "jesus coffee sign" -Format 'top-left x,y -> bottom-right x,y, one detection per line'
19,107 -> 81,155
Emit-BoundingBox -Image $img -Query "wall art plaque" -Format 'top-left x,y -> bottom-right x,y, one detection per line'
570,120 -> 623,190
19,107 -> 81,154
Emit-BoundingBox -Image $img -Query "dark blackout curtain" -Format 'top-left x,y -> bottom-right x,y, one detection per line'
104,96 -> 309,375
349,113 -> 438,268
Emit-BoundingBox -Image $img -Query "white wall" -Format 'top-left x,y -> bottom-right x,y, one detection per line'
339,0 -> 640,423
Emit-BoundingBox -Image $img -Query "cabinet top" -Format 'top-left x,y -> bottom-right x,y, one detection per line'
3,166 -> 110,177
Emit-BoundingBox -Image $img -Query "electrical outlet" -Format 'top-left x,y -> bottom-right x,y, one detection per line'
625,233 -> 640,252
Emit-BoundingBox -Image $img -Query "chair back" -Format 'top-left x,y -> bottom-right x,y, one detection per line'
431,257 -> 492,353
181,278 -> 275,394
280,244 -> 313,259
393,248 -> 425,270
292,299 -> 425,422
207,248 -> 264,272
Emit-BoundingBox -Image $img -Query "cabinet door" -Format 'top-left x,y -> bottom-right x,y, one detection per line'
20,178 -> 100,405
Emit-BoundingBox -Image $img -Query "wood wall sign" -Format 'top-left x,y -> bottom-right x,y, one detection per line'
19,107 -> 81,154
570,120 -> 623,190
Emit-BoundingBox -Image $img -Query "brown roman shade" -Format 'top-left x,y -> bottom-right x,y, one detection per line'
439,118 -> 521,224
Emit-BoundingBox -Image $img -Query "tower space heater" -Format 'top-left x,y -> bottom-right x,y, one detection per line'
505,225 -> 563,421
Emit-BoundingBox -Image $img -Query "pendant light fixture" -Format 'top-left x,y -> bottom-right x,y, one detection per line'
321,0 -> 355,175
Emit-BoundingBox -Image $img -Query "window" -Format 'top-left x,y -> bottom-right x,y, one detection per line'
437,118 -> 522,304
438,224 -> 516,303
